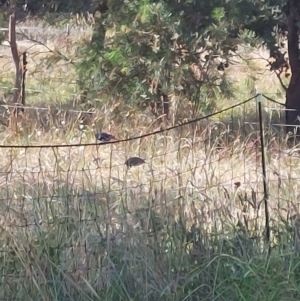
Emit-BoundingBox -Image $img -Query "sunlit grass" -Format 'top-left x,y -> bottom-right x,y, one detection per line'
0,117 -> 299,300
0,15 -> 299,301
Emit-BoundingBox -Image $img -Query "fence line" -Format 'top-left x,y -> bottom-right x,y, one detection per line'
0,94 -> 276,145
0,91 -> 300,299
0,92 -> 289,113
0,93 -> 296,149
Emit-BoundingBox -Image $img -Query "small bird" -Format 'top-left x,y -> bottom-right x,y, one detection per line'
125,157 -> 146,168
95,132 -> 117,142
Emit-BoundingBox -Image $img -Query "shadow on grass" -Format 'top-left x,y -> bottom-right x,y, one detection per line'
0,176 -> 300,300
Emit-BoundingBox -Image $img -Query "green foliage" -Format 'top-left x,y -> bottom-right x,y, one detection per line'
212,7 -> 226,22
73,0 -> 289,115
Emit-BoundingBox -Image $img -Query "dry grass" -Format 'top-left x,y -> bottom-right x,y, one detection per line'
0,15 -> 299,301
1,117 -> 300,300
0,14 -> 93,106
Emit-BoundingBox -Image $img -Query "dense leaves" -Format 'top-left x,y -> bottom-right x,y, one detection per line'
75,0 -> 292,118
1,0 -> 297,122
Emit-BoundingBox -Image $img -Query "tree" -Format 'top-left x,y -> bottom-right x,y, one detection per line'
75,0 -> 297,126
1,0 -> 298,130
75,0 -> 240,121
284,0 -> 300,132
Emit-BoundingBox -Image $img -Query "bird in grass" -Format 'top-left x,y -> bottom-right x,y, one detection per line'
95,132 -> 117,142
125,157 -> 146,168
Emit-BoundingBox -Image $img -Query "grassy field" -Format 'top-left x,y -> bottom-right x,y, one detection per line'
0,14 -> 299,301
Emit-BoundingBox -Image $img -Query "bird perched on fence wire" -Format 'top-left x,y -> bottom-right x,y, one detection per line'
125,157 -> 146,168
95,132 -> 118,142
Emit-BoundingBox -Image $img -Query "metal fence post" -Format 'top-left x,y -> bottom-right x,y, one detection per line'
257,93 -> 271,254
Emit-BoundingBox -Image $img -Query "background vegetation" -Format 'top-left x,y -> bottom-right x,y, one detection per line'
0,0 -> 300,300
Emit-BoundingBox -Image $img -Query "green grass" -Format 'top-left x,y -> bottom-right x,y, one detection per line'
0,14 -> 299,301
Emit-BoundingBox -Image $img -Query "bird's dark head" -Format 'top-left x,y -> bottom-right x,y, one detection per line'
95,133 -> 103,140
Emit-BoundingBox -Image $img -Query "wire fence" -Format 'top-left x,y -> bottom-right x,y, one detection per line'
2,12 -> 300,301
1,92 -> 300,299
2,20 -> 300,298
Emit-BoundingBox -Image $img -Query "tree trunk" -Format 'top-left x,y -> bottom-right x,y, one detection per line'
285,0 -> 300,136
9,12 -> 22,104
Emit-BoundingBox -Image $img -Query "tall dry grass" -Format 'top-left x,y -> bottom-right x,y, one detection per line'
0,14 -> 299,301
0,111 -> 300,300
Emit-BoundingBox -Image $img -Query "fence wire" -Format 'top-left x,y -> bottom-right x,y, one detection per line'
1,92 -> 300,299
